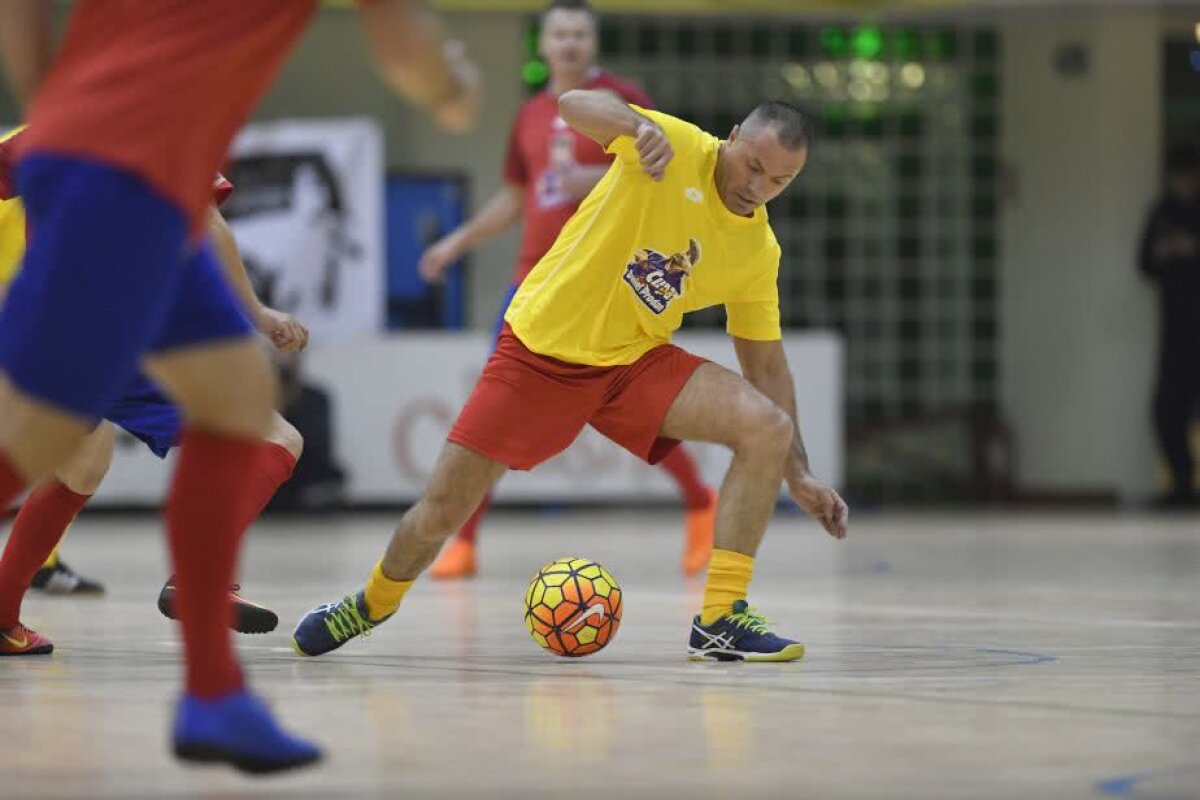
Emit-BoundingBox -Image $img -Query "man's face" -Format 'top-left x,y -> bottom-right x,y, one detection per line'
539,9 -> 596,78
717,123 -> 808,216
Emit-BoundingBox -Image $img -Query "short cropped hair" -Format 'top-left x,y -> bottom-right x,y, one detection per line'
541,0 -> 597,25
743,101 -> 814,152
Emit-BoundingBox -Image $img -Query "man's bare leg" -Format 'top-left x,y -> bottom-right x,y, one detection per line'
0,374 -> 95,484
292,442 -> 506,656
659,362 -> 792,559
24,422 -> 115,595
657,362 -> 808,661
379,443 -> 508,581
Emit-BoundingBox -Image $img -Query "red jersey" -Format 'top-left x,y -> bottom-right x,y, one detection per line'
17,0 -> 318,233
504,71 -> 652,283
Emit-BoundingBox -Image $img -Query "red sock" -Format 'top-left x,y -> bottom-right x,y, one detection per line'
166,428 -> 266,699
658,447 -> 711,510
0,452 -> 38,629
455,492 -> 491,545
0,479 -> 90,627
236,441 -> 296,530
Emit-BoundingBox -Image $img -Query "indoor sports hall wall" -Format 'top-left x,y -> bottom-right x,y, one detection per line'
0,4 -> 1186,506
998,8 -> 1162,503
91,332 -> 843,507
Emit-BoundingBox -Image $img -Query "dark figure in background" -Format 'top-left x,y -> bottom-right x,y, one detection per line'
1139,144 -> 1200,508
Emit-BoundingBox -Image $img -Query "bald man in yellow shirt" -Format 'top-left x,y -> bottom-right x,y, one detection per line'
296,93 -> 848,663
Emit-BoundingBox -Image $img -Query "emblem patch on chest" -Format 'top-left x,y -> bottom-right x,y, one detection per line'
622,238 -> 702,315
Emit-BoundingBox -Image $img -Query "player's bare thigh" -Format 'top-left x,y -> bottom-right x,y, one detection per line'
0,371 -> 93,481
141,339 -> 276,441
658,361 -> 789,447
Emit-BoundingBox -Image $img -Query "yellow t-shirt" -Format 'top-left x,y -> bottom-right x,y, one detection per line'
0,126 -> 27,290
505,107 -> 782,367
0,198 -> 24,289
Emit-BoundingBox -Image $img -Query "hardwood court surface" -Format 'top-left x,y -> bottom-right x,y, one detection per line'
1,510 -> 1197,799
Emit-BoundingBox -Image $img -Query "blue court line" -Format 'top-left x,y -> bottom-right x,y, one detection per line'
1096,766 -> 1199,798
974,647 -> 1058,666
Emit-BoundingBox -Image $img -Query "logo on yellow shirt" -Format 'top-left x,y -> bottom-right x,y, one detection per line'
622,238 -> 701,315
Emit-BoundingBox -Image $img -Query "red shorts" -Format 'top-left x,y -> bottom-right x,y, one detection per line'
450,327 -> 706,470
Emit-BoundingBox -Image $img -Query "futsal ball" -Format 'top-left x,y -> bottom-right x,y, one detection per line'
524,557 -> 622,657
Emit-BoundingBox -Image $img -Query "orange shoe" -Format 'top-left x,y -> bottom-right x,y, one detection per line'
429,538 -> 477,581
0,623 -> 54,656
683,489 -> 717,576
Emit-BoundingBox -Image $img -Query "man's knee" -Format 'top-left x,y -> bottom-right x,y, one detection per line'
56,424 -> 115,494
732,400 -> 792,462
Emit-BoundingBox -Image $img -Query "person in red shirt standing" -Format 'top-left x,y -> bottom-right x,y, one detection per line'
419,0 -> 716,581
0,0 -> 480,774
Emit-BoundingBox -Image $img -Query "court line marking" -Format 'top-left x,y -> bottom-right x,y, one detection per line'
1095,765 -> 1200,799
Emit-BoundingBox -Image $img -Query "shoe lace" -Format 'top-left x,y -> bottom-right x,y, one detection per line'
323,596 -> 374,642
727,606 -> 772,635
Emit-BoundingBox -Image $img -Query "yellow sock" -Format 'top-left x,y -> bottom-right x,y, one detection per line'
364,561 -> 413,620
700,549 -> 754,626
41,545 -> 61,570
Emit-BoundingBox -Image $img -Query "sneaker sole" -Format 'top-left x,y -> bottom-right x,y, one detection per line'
686,643 -> 805,663
174,742 -> 321,775
158,596 -> 279,635
0,644 -> 53,656
31,585 -> 106,596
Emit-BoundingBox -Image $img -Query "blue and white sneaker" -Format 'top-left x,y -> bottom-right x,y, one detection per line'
292,590 -> 390,657
687,599 -> 805,662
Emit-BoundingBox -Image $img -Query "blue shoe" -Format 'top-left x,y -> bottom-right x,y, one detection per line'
173,690 -> 321,774
687,599 -> 805,662
292,590 -> 391,657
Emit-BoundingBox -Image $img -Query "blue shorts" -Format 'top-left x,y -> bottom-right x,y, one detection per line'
0,155 -> 252,420
104,373 -> 182,459
490,284 -> 521,350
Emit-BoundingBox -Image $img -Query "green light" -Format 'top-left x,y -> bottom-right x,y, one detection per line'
851,25 -> 884,60
522,60 -> 549,85
820,27 -> 849,58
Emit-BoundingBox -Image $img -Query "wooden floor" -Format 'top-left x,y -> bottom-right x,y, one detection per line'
1,509 -> 1198,799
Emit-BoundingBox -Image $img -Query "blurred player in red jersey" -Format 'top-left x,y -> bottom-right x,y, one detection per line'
0,7 -> 297,616
419,0 -> 716,580
0,0 -> 480,774
0,130 -> 304,634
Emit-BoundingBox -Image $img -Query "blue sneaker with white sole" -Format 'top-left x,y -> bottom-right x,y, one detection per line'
292,590 -> 391,657
687,599 -> 805,662
173,690 -> 321,774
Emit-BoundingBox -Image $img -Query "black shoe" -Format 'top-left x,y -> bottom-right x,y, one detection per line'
158,577 -> 279,635
30,560 -> 106,595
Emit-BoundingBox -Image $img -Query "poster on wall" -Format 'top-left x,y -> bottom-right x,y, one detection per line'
221,117 -> 385,342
